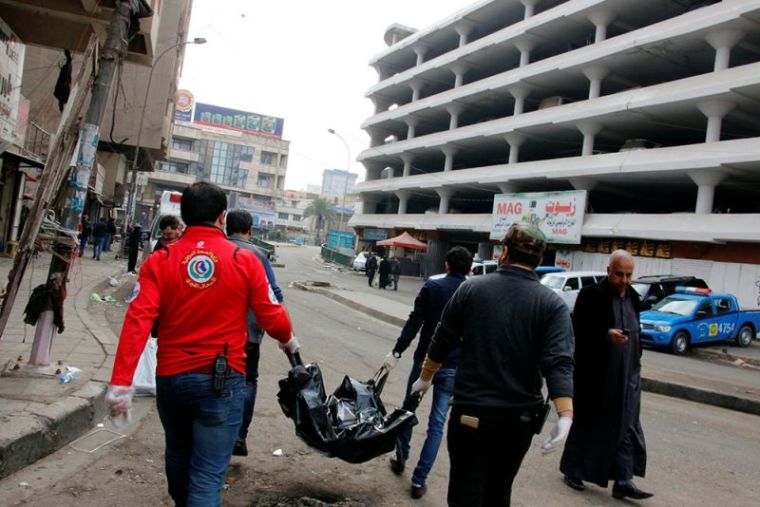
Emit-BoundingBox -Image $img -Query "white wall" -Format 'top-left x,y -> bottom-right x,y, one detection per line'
568,252 -> 760,309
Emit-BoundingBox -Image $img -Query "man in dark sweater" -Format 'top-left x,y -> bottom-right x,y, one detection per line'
382,246 -> 473,499
411,222 -> 575,506
92,218 -> 108,260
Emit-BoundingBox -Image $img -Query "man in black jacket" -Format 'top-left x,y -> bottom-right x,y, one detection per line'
382,246 -> 473,499
411,222 -> 575,506
365,252 -> 378,287
559,250 -> 652,500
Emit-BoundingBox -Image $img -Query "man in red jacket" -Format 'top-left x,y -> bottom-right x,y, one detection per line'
106,182 -> 296,507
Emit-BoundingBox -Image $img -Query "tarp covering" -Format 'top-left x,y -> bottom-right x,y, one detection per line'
376,231 -> 427,250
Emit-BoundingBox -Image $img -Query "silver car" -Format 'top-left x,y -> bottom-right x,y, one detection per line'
540,271 -> 607,310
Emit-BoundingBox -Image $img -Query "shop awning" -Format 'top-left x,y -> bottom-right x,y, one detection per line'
376,231 -> 427,250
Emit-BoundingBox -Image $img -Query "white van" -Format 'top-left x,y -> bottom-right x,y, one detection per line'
146,191 -> 182,254
540,271 -> 607,310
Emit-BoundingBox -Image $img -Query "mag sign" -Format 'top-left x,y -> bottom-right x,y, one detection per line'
490,191 -> 587,243
193,102 -> 284,138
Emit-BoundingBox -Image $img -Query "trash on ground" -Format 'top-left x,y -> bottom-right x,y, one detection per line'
19,481 -> 30,488
108,277 -> 119,287
272,448 -> 284,457
90,293 -> 104,303
59,366 -> 81,384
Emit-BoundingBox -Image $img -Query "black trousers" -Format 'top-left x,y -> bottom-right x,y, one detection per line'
127,247 -> 138,272
447,405 -> 535,506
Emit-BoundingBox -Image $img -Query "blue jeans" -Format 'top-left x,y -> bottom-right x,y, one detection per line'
93,236 -> 105,259
156,372 -> 245,507
239,341 -> 261,440
103,233 -> 113,251
395,362 -> 456,487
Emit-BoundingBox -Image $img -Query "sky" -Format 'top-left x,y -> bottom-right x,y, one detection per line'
179,0 -> 477,191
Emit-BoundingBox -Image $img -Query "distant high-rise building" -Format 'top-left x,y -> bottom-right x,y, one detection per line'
321,169 -> 358,200
306,183 -> 322,195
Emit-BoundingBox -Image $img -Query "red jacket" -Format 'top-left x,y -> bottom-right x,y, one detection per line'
110,226 -> 292,386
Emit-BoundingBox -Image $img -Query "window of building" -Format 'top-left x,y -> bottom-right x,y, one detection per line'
261,151 -> 276,165
279,154 -> 288,167
160,161 -> 189,174
277,212 -> 289,220
240,145 -> 254,162
292,214 -> 301,221
171,137 -> 193,151
257,173 -> 273,188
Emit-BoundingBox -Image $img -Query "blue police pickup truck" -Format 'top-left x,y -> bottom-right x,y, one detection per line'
639,288 -> 760,355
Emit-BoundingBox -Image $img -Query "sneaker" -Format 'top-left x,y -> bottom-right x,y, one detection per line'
563,475 -> 585,491
389,455 -> 405,475
232,439 -> 248,457
411,484 -> 427,499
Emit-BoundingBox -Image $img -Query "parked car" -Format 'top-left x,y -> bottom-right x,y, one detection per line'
535,266 -> 566,276
540,271 -> 607,310
639,287 -> 760,355
428,260 -> 497,280
353,251 -> 368,271
631,275 -> 709,310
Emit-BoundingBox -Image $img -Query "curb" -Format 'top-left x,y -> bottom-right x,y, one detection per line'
294,281 -> 760,417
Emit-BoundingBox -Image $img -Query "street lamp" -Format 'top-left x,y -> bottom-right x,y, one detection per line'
125,36 -> 207,230
327,128 -> 352,237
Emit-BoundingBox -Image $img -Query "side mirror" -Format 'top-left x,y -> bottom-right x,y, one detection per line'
563,286 -> 574,292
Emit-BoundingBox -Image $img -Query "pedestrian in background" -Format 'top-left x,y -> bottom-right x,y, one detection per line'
559,250 -> 652,501
92,217 -> 107,261
78,214 -> 91,257
411,222 -> 575,506
127,223 -> 142,273
104,217 -> 117,252
390,256 -> 401,291
365,252 -> 378,287
106,182 -> 297,507
225,209 -> 285,457
383,246 -> 473,499
153,215 -> 182,252
378,255 -> 391,289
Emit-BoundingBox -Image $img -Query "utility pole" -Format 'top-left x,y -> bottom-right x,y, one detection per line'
28,1 -> 132,365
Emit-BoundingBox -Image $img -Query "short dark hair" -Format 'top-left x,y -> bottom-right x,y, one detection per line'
158,215 -> 180,230
446,246 -> 473,276
181,182 -> 226,226
225,209 -> 252,236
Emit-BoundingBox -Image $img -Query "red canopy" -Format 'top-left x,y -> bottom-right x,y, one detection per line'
376,231 -> 427,250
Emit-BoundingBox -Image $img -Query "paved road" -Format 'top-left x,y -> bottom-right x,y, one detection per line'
1,245 -> 758,506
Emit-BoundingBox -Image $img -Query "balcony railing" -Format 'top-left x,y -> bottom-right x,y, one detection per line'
23,122 -> 51,162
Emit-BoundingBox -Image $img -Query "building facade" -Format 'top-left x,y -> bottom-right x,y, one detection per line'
144,96 -> 290,230
352,0 -> 760,307
321,168 -> 358,200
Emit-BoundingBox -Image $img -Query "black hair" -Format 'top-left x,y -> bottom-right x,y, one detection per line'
181,182 -> 226,226
225,209 -> 253,236
446,246 -> 473,276
158,215 -> 180,230
505,243 -> 542,268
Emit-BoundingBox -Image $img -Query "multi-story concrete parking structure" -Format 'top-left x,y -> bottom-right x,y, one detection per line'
352,0 -> 760,307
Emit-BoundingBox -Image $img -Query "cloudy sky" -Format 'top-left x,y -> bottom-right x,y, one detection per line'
179,0 -> 476,190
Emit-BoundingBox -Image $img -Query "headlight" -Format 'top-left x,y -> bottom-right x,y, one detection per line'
655,324 -> 671,332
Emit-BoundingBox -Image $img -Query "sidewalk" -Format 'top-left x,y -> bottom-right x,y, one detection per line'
294,276 -> 760,417
0,250 -> 131,479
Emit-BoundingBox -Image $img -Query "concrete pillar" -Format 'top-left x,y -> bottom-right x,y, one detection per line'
689,171 -> 725,214
361,195 -> 381,214
582,66 -> 609,99
446,103 -> 465,130
697,100 -> 735,142
569,177 -> 597,191
371,96 -> 391,114
588,10 -> 615,43
442,146 -> 458,172
509,85 -> 531,115
497,182 -> 520,194
410,79 -> 424,102
395,190 -> 410,214
373,64 -> 392,81
405,117 -> 419,140
514,38 -> 536,67
504,132 -> 526,164
705,29 -> 744,72
577,122 -> 602,156
367,127 -> 384,148
450,62 -> 469,88
413,44 -> 429,66
437,187 -> 453,214
521,0 -> 540,20
477,242 -> 494,262
401,154 -> 415,177
454,21 -> 475,47
423,239 -> 449,279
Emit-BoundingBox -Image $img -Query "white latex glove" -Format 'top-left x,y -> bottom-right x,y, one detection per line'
105,384 -> 134,428
383,352 -> 398,371
410,377 -> 432,396
541,416 -> 573,454
280,335 -> 300,354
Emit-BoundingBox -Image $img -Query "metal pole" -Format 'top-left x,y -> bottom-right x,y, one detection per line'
327,129 -> 351,241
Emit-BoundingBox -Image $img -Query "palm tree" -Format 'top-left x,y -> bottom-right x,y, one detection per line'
303,197 -> 335,245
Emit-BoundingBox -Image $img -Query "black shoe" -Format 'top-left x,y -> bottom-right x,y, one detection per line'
389,455 -> 405,475
411,484 -> 427,499
232,439 -> 248,457
612,482 -> 653,500
564,475 -> 585,491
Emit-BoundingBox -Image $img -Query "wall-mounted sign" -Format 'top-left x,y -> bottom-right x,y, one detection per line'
193,102 -> 284,139
0,18 -> 25,150
555,249 -> 572,270
655,242 -> 672,259
363,228 -> 387,241
174,89 -> 194,122
639,241 -> 655,257
490,190 -> 587,243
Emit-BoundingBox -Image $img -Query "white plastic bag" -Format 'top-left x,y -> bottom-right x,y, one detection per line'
133,338 -> 157,395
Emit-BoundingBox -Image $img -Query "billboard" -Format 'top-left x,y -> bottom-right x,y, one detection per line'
174,89 -> 194,122
490,190 -> 587,244
237,196 -> 277,229
0,18 -> 25,150
193,102 -> 284,138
